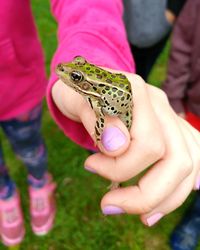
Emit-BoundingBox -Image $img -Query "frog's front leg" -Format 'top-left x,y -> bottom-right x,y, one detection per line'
87,97 -> 105,145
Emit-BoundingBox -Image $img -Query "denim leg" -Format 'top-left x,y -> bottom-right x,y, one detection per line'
0,141 -> 9,188
0,141 -> 15,199
1,104 -> 48,180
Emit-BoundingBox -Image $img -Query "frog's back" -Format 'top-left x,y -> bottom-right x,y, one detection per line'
69,60 -> 132,93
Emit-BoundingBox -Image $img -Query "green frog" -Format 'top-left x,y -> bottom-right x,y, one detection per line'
56,56 -> 133,189
56,56 -> 133,141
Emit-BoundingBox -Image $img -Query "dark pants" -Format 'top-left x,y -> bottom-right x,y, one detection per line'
0,103 -> 47,189
130,34 -> 170,81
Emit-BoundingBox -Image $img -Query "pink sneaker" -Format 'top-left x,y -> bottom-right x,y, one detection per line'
0,191 -> 25,246
29,174 -> 56,236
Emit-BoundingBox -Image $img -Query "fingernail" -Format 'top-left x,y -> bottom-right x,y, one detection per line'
195,176 -> 200,190
102,127 -> 126,151
84,166 -> 97,174
102,205 -> 125,215
146,213 -> 163,227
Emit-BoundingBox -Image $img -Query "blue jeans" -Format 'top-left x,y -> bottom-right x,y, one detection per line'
0,103 -> 47,188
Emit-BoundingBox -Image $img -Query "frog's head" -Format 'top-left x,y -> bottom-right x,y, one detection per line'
56,56 -> 101,97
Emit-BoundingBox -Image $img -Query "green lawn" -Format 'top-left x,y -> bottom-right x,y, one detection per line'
1,1 -> 199,250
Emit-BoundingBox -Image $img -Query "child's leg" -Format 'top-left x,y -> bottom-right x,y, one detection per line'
1,103 -> 48,184
0,141 -> 25,246
0,142 -> 15,199
1,103 -> 56,235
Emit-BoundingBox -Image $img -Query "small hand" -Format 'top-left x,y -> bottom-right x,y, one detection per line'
84,74 -> 200,226
52,72 -> 200,227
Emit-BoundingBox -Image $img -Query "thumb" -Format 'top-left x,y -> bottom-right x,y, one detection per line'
98,116 -> 131,156
79,104 -> 130,157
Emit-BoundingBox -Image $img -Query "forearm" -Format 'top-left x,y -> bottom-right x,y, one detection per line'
47,0 -> 135,150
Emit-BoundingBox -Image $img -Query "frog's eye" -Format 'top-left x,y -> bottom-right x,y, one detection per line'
70,71 -> 84,82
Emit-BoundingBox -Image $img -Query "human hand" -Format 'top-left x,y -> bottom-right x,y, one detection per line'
178,112 -> 186,119
165,9 -> 176,25
52,72 -> 200,226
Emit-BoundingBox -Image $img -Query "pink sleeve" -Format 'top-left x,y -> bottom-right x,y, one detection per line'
47,0 -> 135,151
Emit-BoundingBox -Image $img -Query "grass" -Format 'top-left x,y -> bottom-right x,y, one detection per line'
1,1 -> 199,249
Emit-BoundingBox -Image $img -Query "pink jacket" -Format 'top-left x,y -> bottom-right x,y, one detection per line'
0,1 -> 47,120
0,0 -> 135,150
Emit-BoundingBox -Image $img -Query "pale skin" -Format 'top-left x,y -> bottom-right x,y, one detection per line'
52,70 -> 200,226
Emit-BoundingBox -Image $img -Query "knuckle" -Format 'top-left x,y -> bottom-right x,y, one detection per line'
177,157 -> 193,177
154,88 -> 169,103
149,139 -> 165,159
138,185 -> 160,214
111,169 -> 124,183
138,135 -> 165,160
140,198 -> 157,214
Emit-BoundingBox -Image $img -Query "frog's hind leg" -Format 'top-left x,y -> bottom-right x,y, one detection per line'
94,115 -> 105,145
88,98 -> 105,145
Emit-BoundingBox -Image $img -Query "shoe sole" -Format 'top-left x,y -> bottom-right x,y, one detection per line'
1,229 -> 25,246
31,210 -> 55,236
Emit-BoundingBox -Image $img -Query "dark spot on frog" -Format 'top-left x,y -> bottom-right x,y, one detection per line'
126,112 -> 129,116
86,67 -> 91,70
113,94 -> 117,98
105,86 -> 110,91
100,118 -> 104,123
127,94 -> 130,100
121,104 -> 124,107
111,107 -> 115,110
126,86 -> 129,90
112,87 -> 117,92
111,75 -> 116,78
101,123 -> 104,128
88,98 -> 93,109
105,100 -> 109,105
99,84 -> 104,87
96,121 -> 100,128
106,79 -> 112,83
108,91 -> 112,95
117,90 -> 123,96
95,69 -> 100,73
102,89 -> 106,94
96,74 -> 102,79
95,127 -> 100,136
90,70 -> 94,73
93,87 -> 97,91
119,84 -> 124,88
119,74 -> 126,79
121,96 -> 125,101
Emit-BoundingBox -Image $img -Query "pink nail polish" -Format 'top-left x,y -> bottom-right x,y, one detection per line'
102,127 -> 126,151
102,205 -> 125,215
84,166 -> 97,174
146,213 -> 163,227
195,176 -> 200,190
